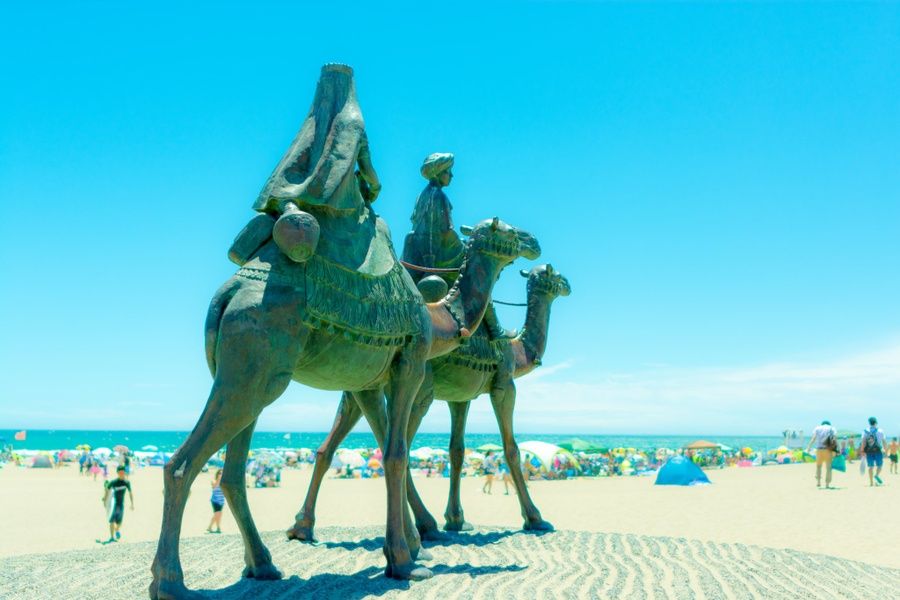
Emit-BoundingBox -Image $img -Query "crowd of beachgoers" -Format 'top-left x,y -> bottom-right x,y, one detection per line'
3,434 -> 874,484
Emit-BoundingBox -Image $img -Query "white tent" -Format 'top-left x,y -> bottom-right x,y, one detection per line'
519,441 -> 570,469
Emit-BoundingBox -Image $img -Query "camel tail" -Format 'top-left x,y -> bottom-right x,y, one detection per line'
204,279 -> 240,377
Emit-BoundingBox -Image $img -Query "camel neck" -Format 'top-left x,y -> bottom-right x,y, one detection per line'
518,293 -> 554,365
446,251 -> 505,334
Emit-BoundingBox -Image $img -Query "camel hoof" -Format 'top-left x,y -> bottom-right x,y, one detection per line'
524,519 -> 554,532
419,527 -> 452,542
242,562 -> 283,580
416,547 -> 434,561
286,523 -> 317,543
385,562 -> 433,581
444,520 -> 474,532
151,579 -> 204,600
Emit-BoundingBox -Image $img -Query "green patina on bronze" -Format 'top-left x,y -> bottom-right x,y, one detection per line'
403,152 -> 463,286
151,63 -> 543,599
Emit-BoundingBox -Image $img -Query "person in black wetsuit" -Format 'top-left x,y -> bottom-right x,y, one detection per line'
101,466 -> 134,542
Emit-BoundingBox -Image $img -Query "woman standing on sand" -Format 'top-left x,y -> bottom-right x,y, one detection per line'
206,469 -> 225,533
482,451 -> 498,494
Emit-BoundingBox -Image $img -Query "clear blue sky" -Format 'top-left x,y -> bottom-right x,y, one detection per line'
1,2 -> 898,435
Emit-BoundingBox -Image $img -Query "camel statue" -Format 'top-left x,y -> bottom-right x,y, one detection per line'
149,64 -> 540,600
290,263 -> 570,543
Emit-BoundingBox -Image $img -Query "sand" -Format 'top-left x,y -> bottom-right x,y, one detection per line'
2,462 -> 899,598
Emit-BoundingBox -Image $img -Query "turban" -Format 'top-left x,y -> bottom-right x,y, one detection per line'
420,152 -> 454,180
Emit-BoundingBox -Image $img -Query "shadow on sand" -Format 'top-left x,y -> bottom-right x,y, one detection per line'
319,528 -> 552,552
196,562 -> 527,599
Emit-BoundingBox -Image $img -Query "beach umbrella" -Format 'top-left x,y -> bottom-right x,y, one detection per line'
410,447 -> 434,460
466,451 -> 485,462
683,440 -> 719,450
141,444 -> 158,452
367,457 -> 382,469
430,448 -> 448,457
114,444 -> 130,454
477,443 -> 503,452
76,444 -> 91,451
717,444 -> 732,452
334,448 -> 365,468
93,447 -> 112,457
559,438 -> 607,454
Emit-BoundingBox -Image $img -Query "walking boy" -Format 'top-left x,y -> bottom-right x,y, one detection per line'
101,466 -> 134,542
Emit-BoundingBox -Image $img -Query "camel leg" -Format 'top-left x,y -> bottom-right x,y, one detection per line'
347,390 -> 429,559
490,379 -> 554,532
150,379 -> 286,599
150,304 -> 299,599
382,340 -> 432,580
444,400 -> 474,531
404,370 -> 446,542
287,392 -> 363,543
220,419 -> 281,580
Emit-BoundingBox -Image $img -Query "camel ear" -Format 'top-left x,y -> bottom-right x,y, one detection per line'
491,216 -> 500,230
460,225 -> 474,236
520,269 -> 529,278
546,264 -> 554,275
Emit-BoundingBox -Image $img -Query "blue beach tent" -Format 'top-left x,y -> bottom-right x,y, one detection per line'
655,456 -> 711,486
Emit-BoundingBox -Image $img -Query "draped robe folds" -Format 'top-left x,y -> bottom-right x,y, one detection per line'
402,183 -> 465,286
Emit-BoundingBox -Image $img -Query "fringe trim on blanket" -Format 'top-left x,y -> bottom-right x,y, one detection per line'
236,254 -> 423,347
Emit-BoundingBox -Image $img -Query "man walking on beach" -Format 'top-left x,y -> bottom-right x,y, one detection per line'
859,417 -> 887,487
101,466 -> 134,542
806,420 -> 838,488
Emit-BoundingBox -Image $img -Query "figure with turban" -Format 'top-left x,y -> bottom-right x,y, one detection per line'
402,153 -> 513,338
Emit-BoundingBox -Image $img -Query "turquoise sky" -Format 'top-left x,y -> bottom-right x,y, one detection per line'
1,2 -> 898,435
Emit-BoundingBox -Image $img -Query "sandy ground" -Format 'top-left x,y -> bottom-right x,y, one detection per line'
1,461 -> 898,567
4,526 -> 899,599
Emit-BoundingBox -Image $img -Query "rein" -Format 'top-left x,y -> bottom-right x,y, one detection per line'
398,260 -> 459,274
400,260 -> 527,307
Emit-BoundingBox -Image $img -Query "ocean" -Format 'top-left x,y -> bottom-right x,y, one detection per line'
1,430 -> 786,453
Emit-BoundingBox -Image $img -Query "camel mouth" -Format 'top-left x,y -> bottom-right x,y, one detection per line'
518,234 -> 541,261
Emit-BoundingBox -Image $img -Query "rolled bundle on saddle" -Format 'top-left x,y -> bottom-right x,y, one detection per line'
227,208 -> 320,266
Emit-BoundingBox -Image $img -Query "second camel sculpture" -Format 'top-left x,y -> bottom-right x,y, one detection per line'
289,262 -> 571,543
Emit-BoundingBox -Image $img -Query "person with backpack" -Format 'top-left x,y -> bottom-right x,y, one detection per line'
806,420 -> 838,488
859,416 -> 888,486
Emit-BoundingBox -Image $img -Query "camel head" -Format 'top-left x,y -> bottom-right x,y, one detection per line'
459,217 -> 541,265
520,264 -> 572,299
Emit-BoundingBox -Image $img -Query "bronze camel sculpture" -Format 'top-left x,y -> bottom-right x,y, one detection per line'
149,64 -> 540,599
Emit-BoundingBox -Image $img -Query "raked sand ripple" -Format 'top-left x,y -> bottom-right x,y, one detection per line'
3,526 -> 898,599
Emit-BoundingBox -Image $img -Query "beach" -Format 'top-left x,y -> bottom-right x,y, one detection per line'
2,461 -> 899,598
